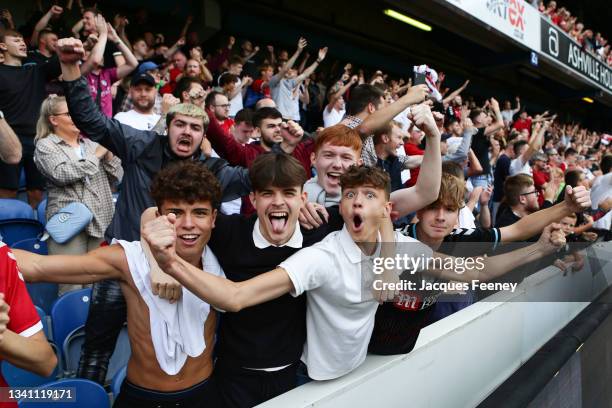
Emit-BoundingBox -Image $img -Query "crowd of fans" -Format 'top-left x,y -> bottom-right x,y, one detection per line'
0,2 -> 610,408
535,0 -> 612,66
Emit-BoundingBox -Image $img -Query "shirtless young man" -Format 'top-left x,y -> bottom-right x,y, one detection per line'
13,162 -> 223,408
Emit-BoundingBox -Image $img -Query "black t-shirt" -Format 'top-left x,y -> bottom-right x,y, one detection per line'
0,58 -> 61,139
492,154 -> 511,202
368,223 -> 502,355
208,208 -> 343,368
471,127 -> 491,175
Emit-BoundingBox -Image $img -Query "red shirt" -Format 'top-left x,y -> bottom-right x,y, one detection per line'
219,118 -> 235,136
513,118 -> 532,135
532,169 -> 551,206
0,243 -> 42,407
403,142 -> 424,188
159,67 -> 182,95
251,79 -> 271,98
206,111 -> 313,215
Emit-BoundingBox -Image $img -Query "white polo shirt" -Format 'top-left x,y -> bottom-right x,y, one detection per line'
280,226 -> 432,380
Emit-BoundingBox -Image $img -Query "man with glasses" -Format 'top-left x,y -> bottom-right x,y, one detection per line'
205,91 -> 234,135
496,174 -> 559,230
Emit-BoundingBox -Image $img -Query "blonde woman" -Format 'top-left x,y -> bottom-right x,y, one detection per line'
34,95 -> 123,294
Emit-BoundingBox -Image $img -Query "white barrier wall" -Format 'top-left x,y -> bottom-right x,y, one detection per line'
260,242 -> 612,408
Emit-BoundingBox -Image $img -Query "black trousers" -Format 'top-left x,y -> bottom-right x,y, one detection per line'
77,279 -> 127,384
113,377 -> 222,408
214,359 -> 299,408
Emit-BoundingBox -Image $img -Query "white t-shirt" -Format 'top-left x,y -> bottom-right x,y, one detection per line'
228,77 -> 243,118
280,227 -> 432,380
272,78 -> 300,121
458,206 -> 476,229
590,173 -> 612,209
323,106 -> 345,128
114,110 -> 161,131
501,109 -> 514,125
509,156 -> 532,176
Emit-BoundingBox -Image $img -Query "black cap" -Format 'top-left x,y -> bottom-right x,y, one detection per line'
131,73 -> 156,87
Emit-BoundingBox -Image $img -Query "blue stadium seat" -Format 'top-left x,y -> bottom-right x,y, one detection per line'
13,237 -> 48,255
34,306 -> 52,340
111,365 -> 127,399
26,282 -> 58,316
63,325 -> 130,382
18,378 -> 110,408
50,288 -> 91,361
0,219 -> 44,246
0,199 -> 34,220
37,199 -> 47,225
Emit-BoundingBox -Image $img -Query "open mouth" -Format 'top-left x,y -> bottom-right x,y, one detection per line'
178,234 -> 199,245
326,172 -> 342,184
176,137 -> 192,152
268,211 -> 289,233
352,214 -> 363,231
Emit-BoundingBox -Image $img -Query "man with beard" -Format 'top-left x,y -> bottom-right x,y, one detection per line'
55,37 -> 252,385
114,73 -> 160,131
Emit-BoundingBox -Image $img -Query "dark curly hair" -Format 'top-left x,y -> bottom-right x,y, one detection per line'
150,161 -> 221,209
340,165 -> 391,199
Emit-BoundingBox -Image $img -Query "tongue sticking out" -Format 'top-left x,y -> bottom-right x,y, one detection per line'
270,217 -> 287,233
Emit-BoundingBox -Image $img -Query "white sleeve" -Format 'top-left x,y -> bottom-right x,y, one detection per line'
508,158 -> 522,175
279,247 -> 331,297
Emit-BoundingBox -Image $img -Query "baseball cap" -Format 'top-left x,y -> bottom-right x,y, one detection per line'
131,73 -> 156,87
136,61 -> 159,76
545,148 -> 558,156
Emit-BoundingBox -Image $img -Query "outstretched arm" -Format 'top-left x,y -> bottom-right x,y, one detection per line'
295,47 -> 327,83
13,246 -> 125,284
272,37 -> 307,83
358,85 -> 428,136
142,214 -> 293,312
31,5 -> 63,47
429,224 -> 565,282
108,24 -> 138,79
500,185 -> 591,242
390,104 -> 442,216
442,79 -> 469,106
0,116 -> 22,164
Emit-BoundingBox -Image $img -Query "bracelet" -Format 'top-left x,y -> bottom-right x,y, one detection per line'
316,59 -> 322,64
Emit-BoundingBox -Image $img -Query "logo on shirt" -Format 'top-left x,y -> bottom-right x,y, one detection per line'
393,291 -> 438,311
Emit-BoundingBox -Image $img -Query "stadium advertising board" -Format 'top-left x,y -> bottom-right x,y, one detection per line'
442,0 -> 541,51
541,19 -> 612,93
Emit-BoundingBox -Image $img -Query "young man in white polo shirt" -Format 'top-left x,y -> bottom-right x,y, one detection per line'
144,166 -> 568,382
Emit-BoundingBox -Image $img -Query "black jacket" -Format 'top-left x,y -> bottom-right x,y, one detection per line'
63,77 -> 251,241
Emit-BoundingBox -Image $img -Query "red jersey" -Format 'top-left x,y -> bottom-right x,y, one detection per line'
219,118 -> 235,136
532,169 -> 551,206
403,143 -> 424,188
0,242 -> 43,407
513,118 -> 532,135
251,79 -> 271,98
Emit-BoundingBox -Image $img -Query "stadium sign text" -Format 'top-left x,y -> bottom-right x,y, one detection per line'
541,19 -> 612,93
443,0 -> 541,51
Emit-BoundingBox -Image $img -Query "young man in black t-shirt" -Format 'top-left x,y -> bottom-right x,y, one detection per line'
368,172 -> 591,355
0,30 -> 60,207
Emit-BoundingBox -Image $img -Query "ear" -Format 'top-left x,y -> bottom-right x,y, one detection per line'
249,192 -> 256,207
357,158 -> 363,166
211,208 -> 217,229
301,190 -> 308,204
310,152 -> 316,166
